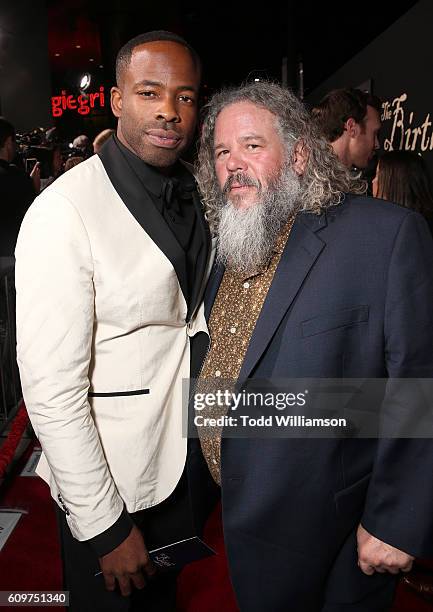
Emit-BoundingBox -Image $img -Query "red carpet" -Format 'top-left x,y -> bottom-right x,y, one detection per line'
0,441 -> 432,611
177,503 -> 239,612
0,441 -> 64,611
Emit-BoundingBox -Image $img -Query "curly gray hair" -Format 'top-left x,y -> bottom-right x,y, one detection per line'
195,81 -> 366,230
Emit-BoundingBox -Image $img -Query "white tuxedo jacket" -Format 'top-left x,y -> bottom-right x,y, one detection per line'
15,150 -> 213,541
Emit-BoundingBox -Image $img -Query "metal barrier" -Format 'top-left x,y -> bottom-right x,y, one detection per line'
0,260 -> 21,428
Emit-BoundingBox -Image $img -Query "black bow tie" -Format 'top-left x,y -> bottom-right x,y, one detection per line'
162,178 -> 194,218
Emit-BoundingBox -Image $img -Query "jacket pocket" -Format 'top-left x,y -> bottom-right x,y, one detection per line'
301,305 -> 369,338
88,389 -> 150,397
334,472 -> 371,518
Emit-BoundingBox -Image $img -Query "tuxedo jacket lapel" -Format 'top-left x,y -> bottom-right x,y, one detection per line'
187,192 -> 211,320
238,212 -> 328,383
98,138 -> 189,304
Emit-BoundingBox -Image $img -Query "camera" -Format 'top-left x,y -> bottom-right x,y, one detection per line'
25,158 -> 38,174
23,147 -> 54,179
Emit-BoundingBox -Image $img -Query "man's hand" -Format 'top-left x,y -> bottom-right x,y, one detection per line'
357,524 -> 414,575
99,525 -> 157,596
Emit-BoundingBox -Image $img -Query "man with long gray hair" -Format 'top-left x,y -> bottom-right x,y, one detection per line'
190,81 -> 433,611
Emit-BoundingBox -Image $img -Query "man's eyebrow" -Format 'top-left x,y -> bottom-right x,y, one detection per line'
134,79 -> 198,92
239,134 -> 266,142
214,134 -> 266,149
134,79 -> 162,88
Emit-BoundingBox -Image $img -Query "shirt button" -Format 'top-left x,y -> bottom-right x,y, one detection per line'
230,327 -> 236,334
215,370 -> 221,377
243,282 -> 250,289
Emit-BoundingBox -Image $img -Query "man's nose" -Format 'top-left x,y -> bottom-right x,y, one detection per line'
156,96 -> 180,123
226,151 -> 247,173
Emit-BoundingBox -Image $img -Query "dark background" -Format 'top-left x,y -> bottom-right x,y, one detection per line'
45,1 -> 419,93
0,1 -> 422,140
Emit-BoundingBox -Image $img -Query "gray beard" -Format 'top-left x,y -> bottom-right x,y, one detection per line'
216,167 -> 301,275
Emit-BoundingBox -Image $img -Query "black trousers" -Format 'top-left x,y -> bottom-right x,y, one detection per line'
56,472 -> 194,612
321,577 -> 397,611
55,333 -> 217,612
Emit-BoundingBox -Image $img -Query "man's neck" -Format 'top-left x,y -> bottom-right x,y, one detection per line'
330,138 -> 351,169
115,132 -> 174,177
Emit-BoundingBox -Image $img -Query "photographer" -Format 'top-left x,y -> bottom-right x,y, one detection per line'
0,117 -> 37,263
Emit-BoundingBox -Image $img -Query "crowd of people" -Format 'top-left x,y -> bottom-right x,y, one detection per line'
2,28 -> 433,612
0,123 -> 115,259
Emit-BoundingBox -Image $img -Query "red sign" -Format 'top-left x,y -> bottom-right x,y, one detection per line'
51,87 -> 105,118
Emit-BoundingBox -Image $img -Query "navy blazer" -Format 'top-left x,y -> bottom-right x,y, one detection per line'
192,194 -> 433,611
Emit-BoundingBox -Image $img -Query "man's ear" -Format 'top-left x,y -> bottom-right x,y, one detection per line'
292,140 -> 309,176
344,117 -> 359,138
111,86 -> 122,118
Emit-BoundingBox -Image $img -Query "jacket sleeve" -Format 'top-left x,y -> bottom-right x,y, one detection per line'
15,189 -> 126,544
361,211 -> 433,558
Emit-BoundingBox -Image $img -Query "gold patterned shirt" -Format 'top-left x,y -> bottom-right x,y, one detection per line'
198,217 -> 295,484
